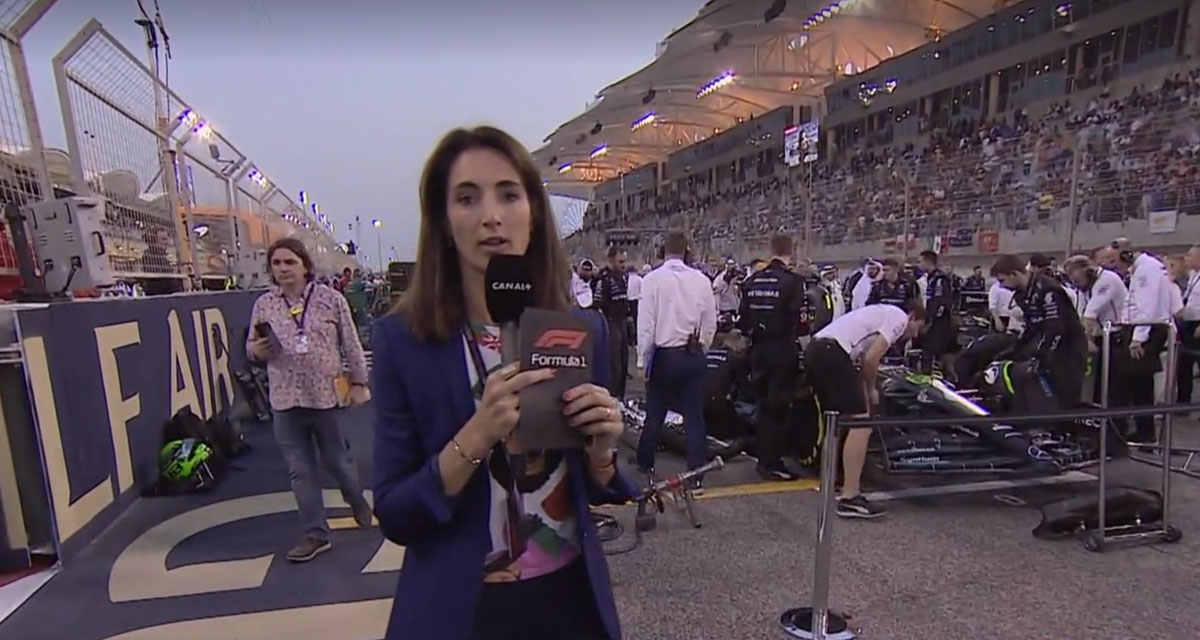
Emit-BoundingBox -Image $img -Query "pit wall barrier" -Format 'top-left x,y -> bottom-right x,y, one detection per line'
0,291 -> 258,566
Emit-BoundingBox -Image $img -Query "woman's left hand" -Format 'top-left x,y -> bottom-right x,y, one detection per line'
562,383 -> 623,454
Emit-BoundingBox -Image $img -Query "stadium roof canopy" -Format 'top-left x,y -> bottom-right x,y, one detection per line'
535,0 -> 1017,199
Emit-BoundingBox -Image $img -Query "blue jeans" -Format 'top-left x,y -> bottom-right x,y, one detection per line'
272,407 -> 365,540
637,347 -> 708,471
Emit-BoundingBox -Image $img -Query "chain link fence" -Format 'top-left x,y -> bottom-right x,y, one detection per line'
0,0 -> 54,286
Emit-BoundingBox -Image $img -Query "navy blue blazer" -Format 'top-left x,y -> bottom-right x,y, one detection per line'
371,310 -> 636,640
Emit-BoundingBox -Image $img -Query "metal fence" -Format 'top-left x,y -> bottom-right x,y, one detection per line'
44,17 -> 347,288
0,0 -> 53,281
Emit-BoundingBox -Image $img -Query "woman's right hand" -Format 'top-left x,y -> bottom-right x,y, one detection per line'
467,363 -> 556,447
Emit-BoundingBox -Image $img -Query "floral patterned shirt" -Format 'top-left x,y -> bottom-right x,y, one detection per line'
247,282 -> 368,411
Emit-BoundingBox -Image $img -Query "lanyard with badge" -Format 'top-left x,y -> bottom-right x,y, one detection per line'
287,284 -> 316,354
462,327 -> 536,561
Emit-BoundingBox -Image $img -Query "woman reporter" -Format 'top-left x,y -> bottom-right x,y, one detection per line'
371,126 -> 635,640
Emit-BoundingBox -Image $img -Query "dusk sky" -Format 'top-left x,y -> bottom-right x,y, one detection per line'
21,0 -> 702,262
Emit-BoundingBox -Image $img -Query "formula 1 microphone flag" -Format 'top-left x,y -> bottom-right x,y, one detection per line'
485,254 -> 535,364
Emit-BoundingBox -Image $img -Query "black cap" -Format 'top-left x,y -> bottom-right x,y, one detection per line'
485,254 -> 535,324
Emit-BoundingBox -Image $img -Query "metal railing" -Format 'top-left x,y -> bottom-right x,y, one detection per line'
788,389 -> 1198,639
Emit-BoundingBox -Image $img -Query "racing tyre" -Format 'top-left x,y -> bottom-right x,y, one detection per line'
1083,531 -> 1105,553
1164,526 -> 1183,544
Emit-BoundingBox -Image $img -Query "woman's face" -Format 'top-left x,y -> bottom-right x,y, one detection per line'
270,248 -> 305,287
445,148 -> 532,275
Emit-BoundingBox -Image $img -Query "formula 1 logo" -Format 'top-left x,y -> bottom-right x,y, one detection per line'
532,329 -> 586,350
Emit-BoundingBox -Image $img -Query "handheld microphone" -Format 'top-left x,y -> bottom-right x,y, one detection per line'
485,254 -> 535,364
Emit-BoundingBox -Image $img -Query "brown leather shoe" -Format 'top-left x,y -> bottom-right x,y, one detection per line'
286,536 -> 331,563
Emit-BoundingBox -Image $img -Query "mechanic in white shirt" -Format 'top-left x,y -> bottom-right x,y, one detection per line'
807,304 -> 926,519
1176,244 -> 1200,403
1114,239 -> 1181,442
1063,255 -> 1128,336
988,279 -> 1018,333
1064,254 -> 1128,404
634,232 -> 718,477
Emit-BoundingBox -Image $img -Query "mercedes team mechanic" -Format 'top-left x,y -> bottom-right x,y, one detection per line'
807,303 -> 926,519
990,254 -> 1088,408
917,250 -> 957,377
867,258 -> 921,311
739,233 -> 808,481
592,246 -> 631,399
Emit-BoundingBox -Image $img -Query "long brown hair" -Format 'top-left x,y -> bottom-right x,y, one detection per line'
397,126 -> 572,342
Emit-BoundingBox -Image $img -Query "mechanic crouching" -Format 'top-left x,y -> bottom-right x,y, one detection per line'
739,233 -> 808,481
990,254 -> 1088,410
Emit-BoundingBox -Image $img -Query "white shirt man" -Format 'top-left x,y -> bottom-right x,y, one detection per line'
711,265 -> 741,313
1083,267 -> 1128,329
1123,252 -> 1181,344
570,269 -> 593,308
636,258 -> 717,369
809,303 -> 924,519
988,279 -> 1022,332
815,303 -> 911,363
627,269 -> 643,304
1180,265 -> 1200,322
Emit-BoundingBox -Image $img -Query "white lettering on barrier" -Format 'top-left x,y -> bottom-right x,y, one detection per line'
95,322 -> 142,494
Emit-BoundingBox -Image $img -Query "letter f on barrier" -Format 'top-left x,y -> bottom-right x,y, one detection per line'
532,329 -> 586,350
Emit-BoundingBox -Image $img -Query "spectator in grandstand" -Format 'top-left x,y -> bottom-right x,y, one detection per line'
635,231 -> 716,483
1177,245 -> 1200,404
246,237 -> 372,563
808,303 -> 926,519
593,247 -> 631,399
1114,240 -> 1181,442
991,254 -> 1088,409
370,126 -> 632,640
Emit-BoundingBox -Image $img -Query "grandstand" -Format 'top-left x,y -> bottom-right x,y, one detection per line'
543,0 -> 1200,268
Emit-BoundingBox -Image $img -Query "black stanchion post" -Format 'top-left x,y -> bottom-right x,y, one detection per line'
1098,321 -> 1112,536
780,411 -> 856,640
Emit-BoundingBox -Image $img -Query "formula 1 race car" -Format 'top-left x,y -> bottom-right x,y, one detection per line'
619,356 -> 1122,475
876,363 -> 1124,473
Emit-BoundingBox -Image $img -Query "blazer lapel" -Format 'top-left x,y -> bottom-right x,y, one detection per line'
440,330 -> 476,435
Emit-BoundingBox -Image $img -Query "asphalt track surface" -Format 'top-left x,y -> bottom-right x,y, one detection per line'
4,398 -> 1200,639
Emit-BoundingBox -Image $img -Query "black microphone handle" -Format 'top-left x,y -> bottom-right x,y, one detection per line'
500,322 -> 520,365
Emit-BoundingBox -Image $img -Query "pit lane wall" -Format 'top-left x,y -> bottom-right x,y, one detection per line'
6,291 -> 258,562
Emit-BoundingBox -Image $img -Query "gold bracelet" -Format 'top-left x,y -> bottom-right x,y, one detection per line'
451,438 -> 482,466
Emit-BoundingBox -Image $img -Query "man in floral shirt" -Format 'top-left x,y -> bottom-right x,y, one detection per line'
248,238 -> 372,562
